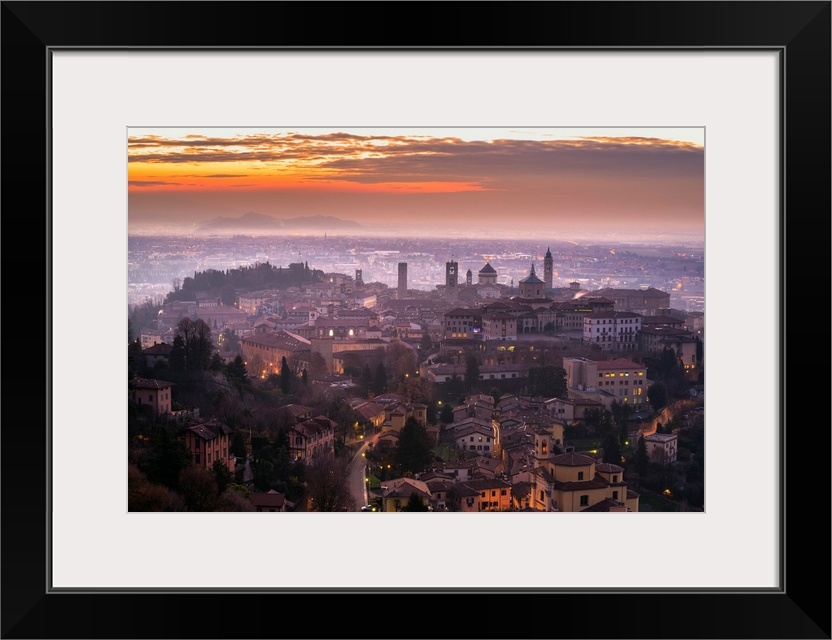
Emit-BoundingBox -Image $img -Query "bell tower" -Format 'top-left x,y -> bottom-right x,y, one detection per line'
544,247 -> 553,290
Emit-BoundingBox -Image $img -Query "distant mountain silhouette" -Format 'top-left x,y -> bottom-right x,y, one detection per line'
196,211 -> 362,233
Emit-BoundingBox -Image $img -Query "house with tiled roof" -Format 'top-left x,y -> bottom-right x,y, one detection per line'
544,396 -> 603,425
180,419 -> 236,473
375,429 -> 400,452
454,421 -> 496,457
470,455 -> 502,479
642,432 -> 678,464
422,476 -> 456,511
510,480 -> 534,510
459,478 -> 512,511
250,489 -> 294,512
453,395 -> 495,423
440,460 -> 475,483
272,404 -> 313,429
377,477 -> 432,512
353,401 -> 387,429
481,310 -> 518,342
142,342 -> 173,369
451,482 -> 482,512
288,416 -> 336,462
130,376 -> 173,417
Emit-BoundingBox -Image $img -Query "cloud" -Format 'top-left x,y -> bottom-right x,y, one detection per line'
129,180 -> 183,187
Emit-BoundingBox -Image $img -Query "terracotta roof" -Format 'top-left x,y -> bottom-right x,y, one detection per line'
186,419 -> 233,441
592,287 -> 670,298
553,479 -> 609,491
549,452 -> 597,466
453,423 -> 493,438
461,478 -> 511,491
242,330 -> 311,351
354,401 -> 386,420
142,343 -> 173,355
250,491 -> 288,508
382,477 -> 432,499
133,377 -> 173,390
594,358 -> 644,370
587,311 -> 641,319
581,498 -> 628,512
280,404 -> 313,417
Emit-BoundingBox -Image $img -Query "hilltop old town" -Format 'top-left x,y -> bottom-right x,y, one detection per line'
128,238 -> 704,514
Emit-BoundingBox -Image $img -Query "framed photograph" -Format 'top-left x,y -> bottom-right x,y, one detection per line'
3,2 -> 829,638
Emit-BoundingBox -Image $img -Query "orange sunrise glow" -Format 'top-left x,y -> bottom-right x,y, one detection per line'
128,127 -> 704,239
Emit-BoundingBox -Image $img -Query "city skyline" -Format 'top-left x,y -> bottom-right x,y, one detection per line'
128,127 -> 704,242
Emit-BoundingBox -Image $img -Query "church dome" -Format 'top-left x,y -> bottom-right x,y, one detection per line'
520,263 -> 543,284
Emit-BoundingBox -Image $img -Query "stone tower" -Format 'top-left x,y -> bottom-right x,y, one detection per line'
544,247 -> 553,290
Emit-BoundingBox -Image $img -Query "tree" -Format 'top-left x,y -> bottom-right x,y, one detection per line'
173,317 -> 214,370
647,381 -> 668,411
439,403 -> 454,424
602,431 -> 622,465
225,355 -> 248,383
220,284 -> 236,307
610,400 -> 632,429
372,362 -> 388,395
306,352 -> 329,378
419,329 -> 433,354
464,353 -> 481,392
252,458 -> 276,492
385,341 -> 417,380
128,339 -> 144,378
394,417 -> 434,474
212,460 -> 233,494
584,407 -> 612,435
526,365 -> 567,398
280,356 -> 294,394
139,425 -> 194,490
304,455 -> 354,512
401,492 -> 430,511
178,466 -> 220,511
216,488 -> 256,512
230,430 -> 247,460
634,435 -> 649,477
128,464 -> 185,512
219,327 -> 241,355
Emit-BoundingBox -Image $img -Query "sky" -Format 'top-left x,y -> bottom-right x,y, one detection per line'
127,127 -> 704,241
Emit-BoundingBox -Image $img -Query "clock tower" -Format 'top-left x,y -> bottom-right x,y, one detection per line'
445,260 -> 458,288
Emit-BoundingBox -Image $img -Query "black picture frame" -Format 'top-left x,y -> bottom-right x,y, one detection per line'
2,2 -> 829,638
